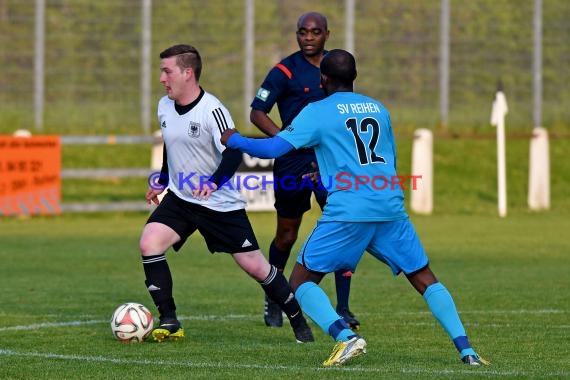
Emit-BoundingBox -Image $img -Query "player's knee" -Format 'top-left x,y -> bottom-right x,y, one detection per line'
235,250 -> 270,280
406,265 -> 438,295
139,235 -> 162,256
290,264 -> 323,293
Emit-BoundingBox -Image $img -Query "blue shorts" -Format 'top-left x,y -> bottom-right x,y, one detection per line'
296,218 -> 428,276
273,149 -> 328,218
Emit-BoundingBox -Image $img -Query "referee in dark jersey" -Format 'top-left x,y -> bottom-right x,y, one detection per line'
250,12 -> 360,330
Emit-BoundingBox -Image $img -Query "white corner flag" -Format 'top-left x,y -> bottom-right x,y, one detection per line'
490,85 -> 508,218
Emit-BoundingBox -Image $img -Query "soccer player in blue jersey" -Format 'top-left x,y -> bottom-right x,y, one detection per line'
222,49 -> 489,367
250,11 -> 360,330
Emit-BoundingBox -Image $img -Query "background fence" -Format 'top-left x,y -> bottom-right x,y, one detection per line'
1,0 -> 569,136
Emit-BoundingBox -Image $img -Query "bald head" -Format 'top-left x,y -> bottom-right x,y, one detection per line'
320,49 -> 357,89
297,12 -> 328,30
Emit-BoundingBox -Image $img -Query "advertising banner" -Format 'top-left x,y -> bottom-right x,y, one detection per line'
0,136 -> 61,216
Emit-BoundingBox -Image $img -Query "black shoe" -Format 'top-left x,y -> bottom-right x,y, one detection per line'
337,308 -> 360,331
461,354 -> 490,366
152,317 -> 184,342
264,295 -> 283,327
291,316 -> 314,343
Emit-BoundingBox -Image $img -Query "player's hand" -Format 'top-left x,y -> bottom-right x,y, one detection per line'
302,162 -> 320,186
220,129 -> 239,146
145,187 -> 164,205
192,181 -> 218,201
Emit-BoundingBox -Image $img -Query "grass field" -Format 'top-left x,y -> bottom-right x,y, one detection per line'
0,209 -> 568,379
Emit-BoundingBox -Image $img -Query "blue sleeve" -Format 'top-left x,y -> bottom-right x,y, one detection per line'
226,134 -> 294,159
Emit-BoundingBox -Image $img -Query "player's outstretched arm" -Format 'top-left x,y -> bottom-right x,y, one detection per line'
220,130 -> 294,159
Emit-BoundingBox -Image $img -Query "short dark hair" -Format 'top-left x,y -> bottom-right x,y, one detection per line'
159,44 -> 202,81
320,49 -> 357,86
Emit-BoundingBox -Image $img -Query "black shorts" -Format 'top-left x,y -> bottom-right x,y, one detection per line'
147,191 -> 260,254
273,149 -> 328,218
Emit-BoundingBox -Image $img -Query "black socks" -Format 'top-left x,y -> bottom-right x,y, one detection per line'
259,265 -> 303,325
142,254 -> 176,319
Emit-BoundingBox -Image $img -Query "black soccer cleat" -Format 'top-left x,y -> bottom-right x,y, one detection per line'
337,308 -> 361,331
291,316 -> 314,343
152,317 -> 185,342
264,295 -> 283,327
461,354 -> 490,366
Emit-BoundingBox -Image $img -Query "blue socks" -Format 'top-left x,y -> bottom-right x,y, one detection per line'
328,319 -> 355,342
454,336 -> 477,358
295,282 -> 353,342
423,282 -> 476,357
296,280 -> 476,356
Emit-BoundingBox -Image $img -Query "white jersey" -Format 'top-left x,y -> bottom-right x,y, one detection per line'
157,90 -> 246,211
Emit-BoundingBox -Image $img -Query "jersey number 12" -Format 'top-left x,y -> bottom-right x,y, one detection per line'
346,117 -> 386,165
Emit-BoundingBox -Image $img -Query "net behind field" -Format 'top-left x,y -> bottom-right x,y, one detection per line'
1,0 -> 569,134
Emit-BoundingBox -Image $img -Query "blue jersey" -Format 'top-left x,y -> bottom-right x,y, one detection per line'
278,92 -> 408,222
251,51 -> 326,128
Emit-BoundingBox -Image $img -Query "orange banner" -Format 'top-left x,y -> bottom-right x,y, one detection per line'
0,136 -> 61,216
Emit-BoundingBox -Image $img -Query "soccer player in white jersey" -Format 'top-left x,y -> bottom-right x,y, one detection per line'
222,49 -> 489,367
139,44 -> 313,343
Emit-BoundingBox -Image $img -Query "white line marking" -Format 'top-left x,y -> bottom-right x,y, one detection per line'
0,348 -> 296,370
0,320 -> 102,332
0,309 -> 567,332
0,309 -> 567,377
401,367 -> 568,377
1,348 -> 566,377
392,309 -> 568,316
0,314 -> 254,332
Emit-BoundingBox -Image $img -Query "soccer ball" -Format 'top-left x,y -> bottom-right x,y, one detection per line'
110,302 -> 154,342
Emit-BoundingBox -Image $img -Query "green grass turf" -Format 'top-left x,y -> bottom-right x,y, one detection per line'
0,210 -> 568,379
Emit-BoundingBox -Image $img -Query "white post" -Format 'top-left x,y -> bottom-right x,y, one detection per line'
243,0 -> 254,130
490,88 -> 509,218
344,0 -> 355,54
528,127 -> 550,210
533,0 -> 543,128
410,128 -> 433,215
439,0 -> 450,130
34,0 -> 45,131
13,129 -> 32,137
140,0 -> 152,135
150,130 -> 163,171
